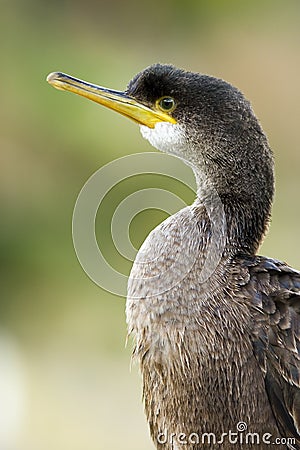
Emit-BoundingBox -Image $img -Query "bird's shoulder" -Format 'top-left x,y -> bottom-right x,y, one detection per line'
131,204 -> 210,272
237,255 -> 300,447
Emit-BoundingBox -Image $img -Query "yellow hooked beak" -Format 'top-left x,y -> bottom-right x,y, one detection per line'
47,72 -> 176,128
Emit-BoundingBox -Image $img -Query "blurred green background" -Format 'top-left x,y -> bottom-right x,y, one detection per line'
1,0 -> 300,449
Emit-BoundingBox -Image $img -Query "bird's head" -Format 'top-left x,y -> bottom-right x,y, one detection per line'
47,63 -> 274,226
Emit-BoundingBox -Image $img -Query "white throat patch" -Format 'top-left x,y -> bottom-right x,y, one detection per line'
140,122 -> 186,156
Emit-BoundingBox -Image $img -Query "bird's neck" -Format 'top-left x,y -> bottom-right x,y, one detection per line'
221,194 -> 271,254
193,172 -> 272,256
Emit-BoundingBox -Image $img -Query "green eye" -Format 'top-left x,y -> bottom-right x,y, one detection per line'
157,96 -> 176,112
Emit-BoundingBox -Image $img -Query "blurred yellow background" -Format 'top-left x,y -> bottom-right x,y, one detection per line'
1,1 -> 300,449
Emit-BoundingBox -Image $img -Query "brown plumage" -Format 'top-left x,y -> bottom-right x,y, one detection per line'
47,64 -> 300,449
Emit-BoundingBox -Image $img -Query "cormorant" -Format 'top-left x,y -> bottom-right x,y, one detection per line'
47,64 -> 300,449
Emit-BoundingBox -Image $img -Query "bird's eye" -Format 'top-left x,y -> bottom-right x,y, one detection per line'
157,97 -> 176,113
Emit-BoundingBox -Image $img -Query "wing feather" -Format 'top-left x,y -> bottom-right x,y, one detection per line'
242,257 -> 300,448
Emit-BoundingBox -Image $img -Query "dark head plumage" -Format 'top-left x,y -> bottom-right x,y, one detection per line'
127,64 -> 274,253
